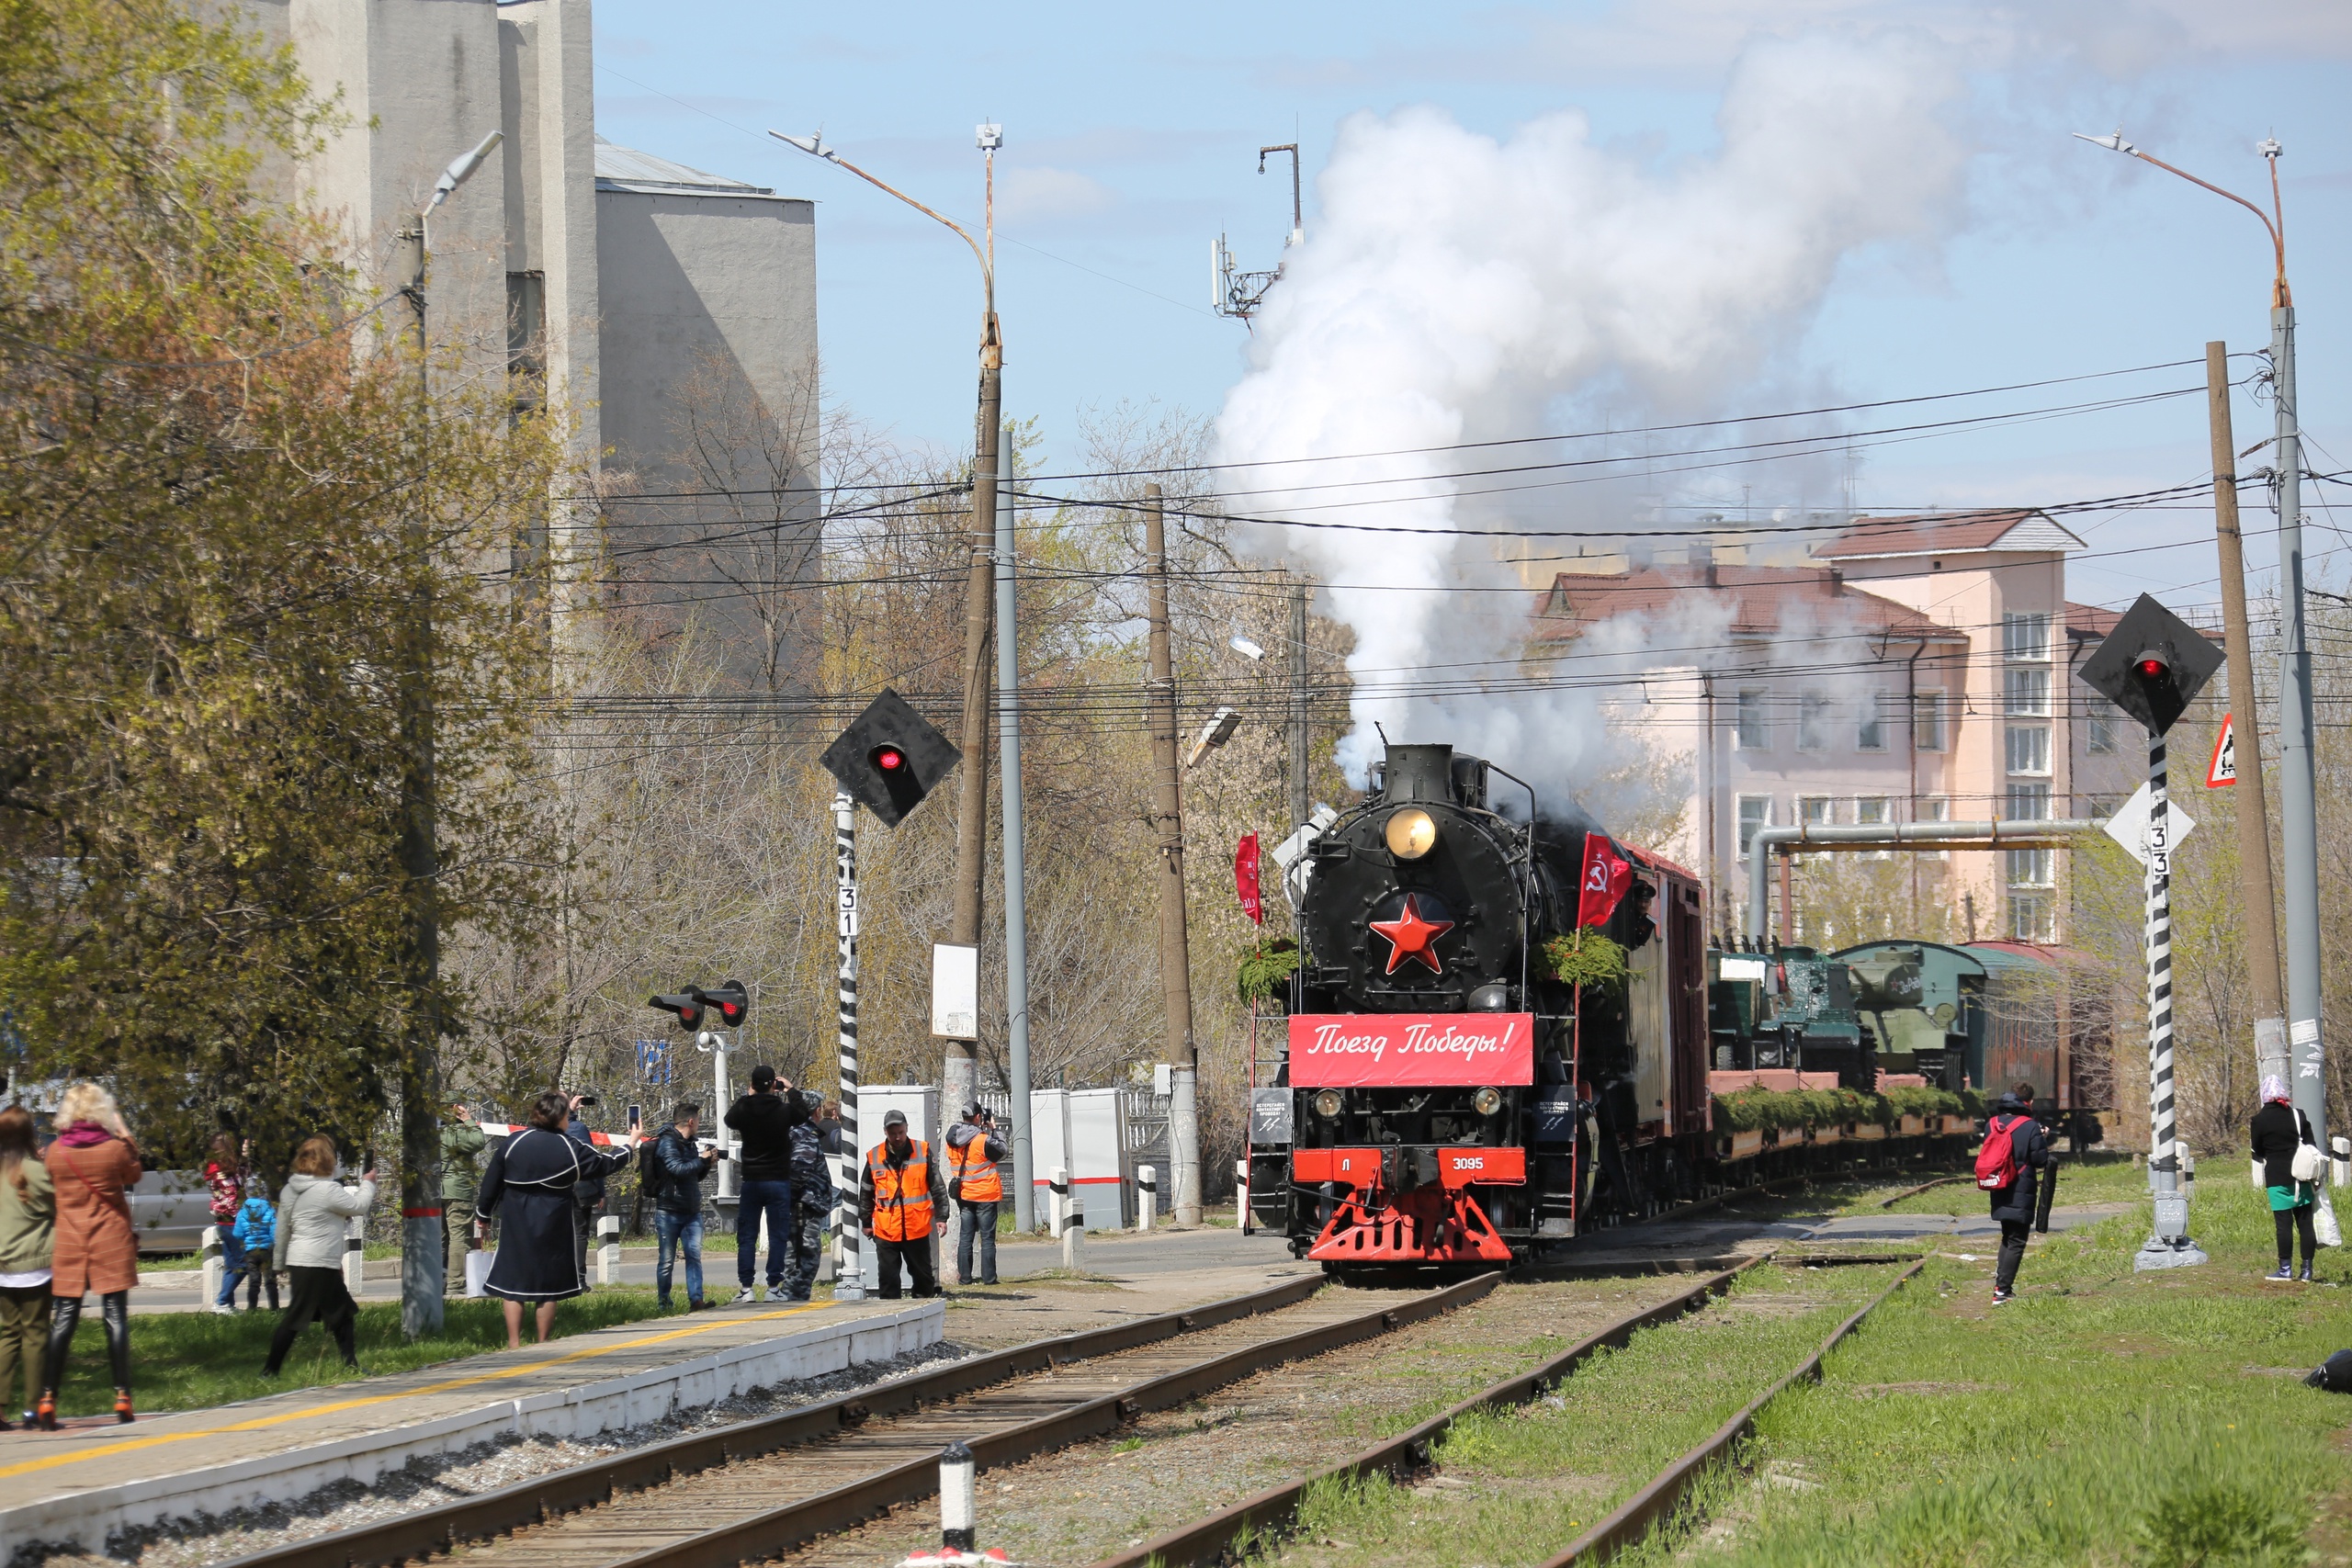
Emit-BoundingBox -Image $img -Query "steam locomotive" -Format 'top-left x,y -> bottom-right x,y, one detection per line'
1245,741 -> 2104,1269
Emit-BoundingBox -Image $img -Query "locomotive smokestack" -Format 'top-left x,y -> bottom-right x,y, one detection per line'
1381,743 -> 1459,805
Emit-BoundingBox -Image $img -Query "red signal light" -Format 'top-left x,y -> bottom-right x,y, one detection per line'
876,747 -> 904,771
2134,650 -> 2168,680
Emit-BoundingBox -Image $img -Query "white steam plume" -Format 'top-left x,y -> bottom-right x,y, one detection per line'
1214,29 -> 1969,794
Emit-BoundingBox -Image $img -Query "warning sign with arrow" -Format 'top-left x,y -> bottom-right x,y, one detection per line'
2206,714 -> 2235,789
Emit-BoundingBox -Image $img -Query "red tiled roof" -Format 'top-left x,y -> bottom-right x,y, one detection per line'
1811,509 -> 2083,559
1530,563 -> 1966,646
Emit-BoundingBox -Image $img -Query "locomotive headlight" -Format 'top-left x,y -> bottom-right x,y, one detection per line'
1313,1089 -> 1343,1119
1473,1087 -> 1504,1117
1385,807 -> 1438,860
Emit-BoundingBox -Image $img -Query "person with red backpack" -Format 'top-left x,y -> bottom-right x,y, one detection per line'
1976,1082 -> 2052,1306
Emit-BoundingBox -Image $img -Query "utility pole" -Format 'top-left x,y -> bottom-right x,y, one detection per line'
1290,581 -> 1310,837
2204,340 -> 2287,1078
765,123 -> 1002,1137
1144,484 -> 1201,1224
2264,166 -> 2328,1164
2074,128 -> 2324,1168
389,129 -> 499,1342
994,423 -> 1035,1228
945,129 -> 1006,1129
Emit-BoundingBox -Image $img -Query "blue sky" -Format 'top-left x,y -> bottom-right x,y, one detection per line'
591,1 -> 2352,613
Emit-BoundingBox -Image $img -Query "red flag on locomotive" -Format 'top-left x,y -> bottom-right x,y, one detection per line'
1235,831 -> 1262,925
1577,831 -> 1633,928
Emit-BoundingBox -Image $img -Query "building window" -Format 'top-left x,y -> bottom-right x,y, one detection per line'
2086,693 -> 2120,754
507,271 -> 546,414
2006,723 -> 2051,776
2007,782 -> 2051,821
1736,688 -> 1770,750
1917,795 -> 1950,860
2004,666 -> 2051,716
1798,691 -> 1833,752
1856,795 -> 1890,858
1798,795 -> 1836,827
2084,794 -> 2123,820
2008,891 -> 2055,942
1914,689 -> 1947,752
1736,795 -> 1773,858
2002,612 -> 2052,664
1858,693 -> 1889,751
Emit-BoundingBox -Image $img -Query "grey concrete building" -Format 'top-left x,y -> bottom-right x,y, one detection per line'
237,0 -> 819,674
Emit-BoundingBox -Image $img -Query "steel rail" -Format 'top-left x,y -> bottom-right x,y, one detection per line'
608,1270 -> 1501,1568
1540,1258 -> 1928,1565
1085,1258 -> 1764,1568
1880,1173 -> 1969,1209
214,1273 -> 1328,1568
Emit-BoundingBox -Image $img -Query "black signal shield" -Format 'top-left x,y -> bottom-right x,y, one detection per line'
820,688 -> 962,827
2076,593 -> 2224,739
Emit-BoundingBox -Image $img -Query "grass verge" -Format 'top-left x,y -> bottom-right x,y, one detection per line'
1654,1193 -> 2351,1567
47,1288 -> 670,1417
1257,1262 -> 1904,1566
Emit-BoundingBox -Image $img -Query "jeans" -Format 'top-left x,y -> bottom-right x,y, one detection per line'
1995,1219 -> 2031,1292
216,1232 -> 247,1307
655,1210 -> 705,1306
737,1178 -> 793,1289
957,1201 -> 999,1285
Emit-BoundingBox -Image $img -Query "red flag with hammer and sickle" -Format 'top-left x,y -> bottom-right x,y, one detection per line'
1577,831 -> 1633,929
1236,832 -> 1263,925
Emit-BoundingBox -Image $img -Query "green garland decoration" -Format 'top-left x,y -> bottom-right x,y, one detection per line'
1542,927 -> 1629,991
1236,937 -> 1300,1005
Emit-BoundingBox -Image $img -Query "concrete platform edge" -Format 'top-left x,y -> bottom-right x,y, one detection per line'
2,1300 -> 944,1551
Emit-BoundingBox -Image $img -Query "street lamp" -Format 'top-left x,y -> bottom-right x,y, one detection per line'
771,126 -> 1030,1224
389,127 -> 499,1344
2074,129 -> 2327,1190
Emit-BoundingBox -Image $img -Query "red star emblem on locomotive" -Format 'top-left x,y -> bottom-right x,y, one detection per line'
1369,892 -> 1454,976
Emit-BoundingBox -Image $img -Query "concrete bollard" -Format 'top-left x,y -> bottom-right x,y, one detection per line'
466,1248 -> 494,1297
940,1439 -> 977,1553
1136,1165 -> 1156,1233
2181,1150 -> 2197,1196
2335,1136 -> 2350,1190
342,1215 -> 365,1297
1048,1166 -> 1071,1237
200,1224 -> 225,1308
1062,1212 -> 1086,1272
597,1214 -> 621,1284
1236,1158 -> 1249,1231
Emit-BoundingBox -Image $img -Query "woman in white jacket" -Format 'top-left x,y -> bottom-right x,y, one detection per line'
263,1136 -> 378,1376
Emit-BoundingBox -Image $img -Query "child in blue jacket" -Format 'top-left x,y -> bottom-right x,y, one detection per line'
232,1190 -> 280,1311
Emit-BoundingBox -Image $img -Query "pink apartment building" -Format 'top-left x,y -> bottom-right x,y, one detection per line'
1530,512 -> 2145,945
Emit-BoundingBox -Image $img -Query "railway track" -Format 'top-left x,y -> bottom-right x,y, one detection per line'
216,1272 -> 1490,1568
1090,1256 -> 1924,1568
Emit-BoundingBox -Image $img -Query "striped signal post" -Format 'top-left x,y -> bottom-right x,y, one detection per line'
833,790 -> 867,1302
2134,728 -> 2205,1269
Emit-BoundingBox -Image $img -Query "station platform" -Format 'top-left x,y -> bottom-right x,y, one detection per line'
0,1293 -> 941,1552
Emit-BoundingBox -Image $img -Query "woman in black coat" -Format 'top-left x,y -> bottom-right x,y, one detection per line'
2251,1074 -> 2320,1283
480,1091 -> 634,1348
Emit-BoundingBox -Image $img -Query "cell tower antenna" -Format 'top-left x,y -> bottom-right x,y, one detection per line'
1212,141 -> 1305,324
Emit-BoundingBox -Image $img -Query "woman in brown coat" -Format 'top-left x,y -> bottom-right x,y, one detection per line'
38,1082 -> 141,1427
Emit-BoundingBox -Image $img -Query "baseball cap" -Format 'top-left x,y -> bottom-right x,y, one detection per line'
963,1101 -> 984,1119
882,1109 -> 909,1129
750,1064 -> 777,1090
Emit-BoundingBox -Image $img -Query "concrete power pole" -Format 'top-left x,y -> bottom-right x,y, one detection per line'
2204,341 -> 2287,1079
1144,485 -> 1201,1224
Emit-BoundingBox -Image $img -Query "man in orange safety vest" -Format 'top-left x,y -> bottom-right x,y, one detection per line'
859,1109 -> 944,1298
945,1103 -> 1008,1285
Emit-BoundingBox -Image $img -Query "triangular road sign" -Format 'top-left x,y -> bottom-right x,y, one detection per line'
2206,715 -> 2236,788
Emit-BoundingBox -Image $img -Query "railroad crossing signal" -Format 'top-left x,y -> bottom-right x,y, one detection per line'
2078,594 -> 2224,737
648,990 -> 707,1032
820,688 -> 960,828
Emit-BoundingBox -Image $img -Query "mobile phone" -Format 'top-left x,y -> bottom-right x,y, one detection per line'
628,1102 -> 642,1131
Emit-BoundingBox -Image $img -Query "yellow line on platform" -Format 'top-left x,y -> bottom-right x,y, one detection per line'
0,1302 -> 831,1483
